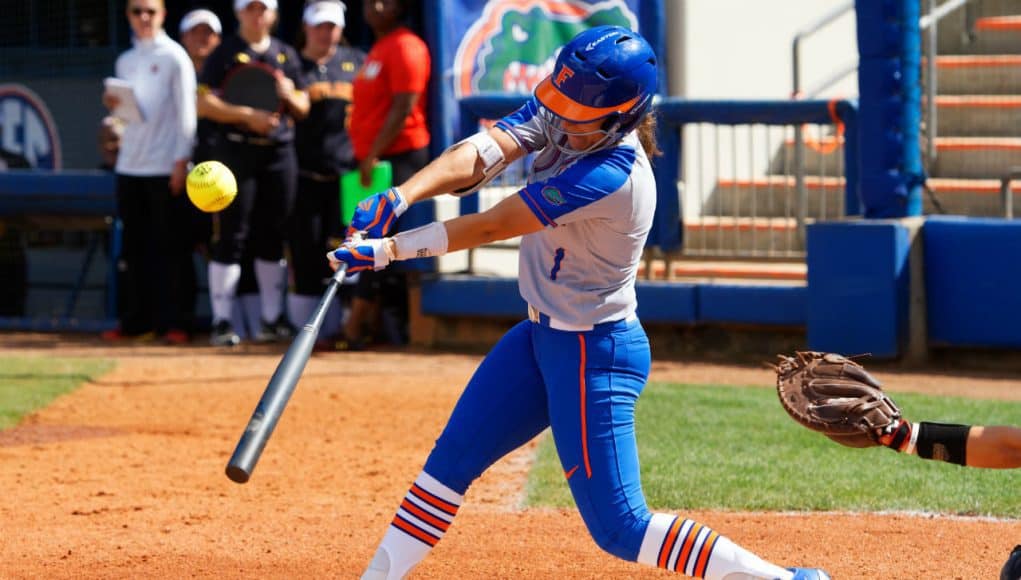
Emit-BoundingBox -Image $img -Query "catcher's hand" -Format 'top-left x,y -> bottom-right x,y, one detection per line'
773,351 -> 901,448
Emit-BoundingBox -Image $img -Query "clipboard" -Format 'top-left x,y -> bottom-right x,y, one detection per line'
103,77 -> 145,123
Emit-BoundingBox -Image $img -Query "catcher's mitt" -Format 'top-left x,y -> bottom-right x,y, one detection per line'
774,351 -> 901,448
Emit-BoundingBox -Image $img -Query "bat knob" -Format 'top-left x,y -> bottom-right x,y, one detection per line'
225,464 -> 251,484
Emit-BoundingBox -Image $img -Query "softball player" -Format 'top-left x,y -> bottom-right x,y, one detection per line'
289,1 -> 364,332
197,0 -> 309,346
330,27 -> 829,580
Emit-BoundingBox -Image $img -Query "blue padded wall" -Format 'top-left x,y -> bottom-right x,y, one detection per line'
855,0 -> 923,218
807,221 -> 910,357
924,217 -> 1021,347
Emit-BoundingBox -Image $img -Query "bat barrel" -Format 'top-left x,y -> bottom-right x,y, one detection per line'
225,265 -> 346,484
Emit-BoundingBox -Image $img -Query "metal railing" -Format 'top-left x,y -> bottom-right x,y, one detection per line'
920,0 -> 972,169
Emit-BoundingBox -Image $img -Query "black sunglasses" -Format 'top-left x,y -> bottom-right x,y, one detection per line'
130,7 -> 157,16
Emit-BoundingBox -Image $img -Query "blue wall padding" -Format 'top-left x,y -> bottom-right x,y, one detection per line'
924,217 -> 1021,347
420,277 -> 806,328
806,221 -> 910,357
0,171 -> 115,215
420,277 -> 526,317
635,282 -> 698,323
698,285 -> 807,326
855,0 -> 923,218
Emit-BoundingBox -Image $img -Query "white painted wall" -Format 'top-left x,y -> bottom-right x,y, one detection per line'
669,0 -> 860,99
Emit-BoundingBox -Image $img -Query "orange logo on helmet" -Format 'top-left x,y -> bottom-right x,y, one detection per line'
554,65 -> 574,87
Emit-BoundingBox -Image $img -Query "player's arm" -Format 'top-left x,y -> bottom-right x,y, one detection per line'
404,127 -> 525,204
197,88 -> 278,135
879,419 -> 1021,469
346,127 -> 526,238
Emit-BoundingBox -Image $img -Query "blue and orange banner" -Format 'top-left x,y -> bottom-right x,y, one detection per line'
425,0 -> 664,151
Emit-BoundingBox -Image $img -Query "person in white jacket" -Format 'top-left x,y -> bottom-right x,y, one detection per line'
101,0 -> 197,344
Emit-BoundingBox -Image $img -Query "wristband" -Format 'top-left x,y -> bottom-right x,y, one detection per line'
389,186 -> 409,218
391,221 -> 449,261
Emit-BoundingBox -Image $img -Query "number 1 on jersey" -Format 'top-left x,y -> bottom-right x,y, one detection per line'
550,248 -> 565,280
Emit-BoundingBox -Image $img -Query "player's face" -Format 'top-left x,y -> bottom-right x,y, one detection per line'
127,0 -> 164,40
561,119 -> 608,152
304,22 -> 341,56
182,25 -> 220,62
238,2 -> 277,38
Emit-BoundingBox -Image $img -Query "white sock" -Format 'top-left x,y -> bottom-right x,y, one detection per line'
287,294 -> 321,329
636,514 -> 792,579
255,258 -> 287,322
362,471 -> 463,580
229,293 -> 259,339
208,261 -> 241,324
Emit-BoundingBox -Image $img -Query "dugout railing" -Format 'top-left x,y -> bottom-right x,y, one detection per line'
456,95 -> 859,271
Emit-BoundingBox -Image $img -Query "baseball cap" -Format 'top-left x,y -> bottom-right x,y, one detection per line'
179,9 -> 222,35
234,0 -> 278,12
304,1 -> 345,27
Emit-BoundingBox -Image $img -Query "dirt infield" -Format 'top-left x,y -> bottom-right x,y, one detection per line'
0,333 -> 1018,579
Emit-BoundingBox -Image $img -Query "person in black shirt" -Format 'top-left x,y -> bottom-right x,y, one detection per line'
197,0 -> 310,346
289,1 -> 365,337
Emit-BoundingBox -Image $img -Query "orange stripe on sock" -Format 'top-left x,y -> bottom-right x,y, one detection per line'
400,499 -> 450,532
657,518 -> 683,569
693,531 -> 719,577
675,523 -> 704,573
391,515 -> 439,546
410,484 -> 459,516
577,334 -> 591,479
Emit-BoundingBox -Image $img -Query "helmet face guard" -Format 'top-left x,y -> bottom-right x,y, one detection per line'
535,25 -> 657,154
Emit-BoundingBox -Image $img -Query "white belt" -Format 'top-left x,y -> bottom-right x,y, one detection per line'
527,304 -> 636,332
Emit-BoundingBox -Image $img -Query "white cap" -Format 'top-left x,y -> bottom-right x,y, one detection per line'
234,0 -> 278,12
304,1 -> 345,27
179,9 -> 222,35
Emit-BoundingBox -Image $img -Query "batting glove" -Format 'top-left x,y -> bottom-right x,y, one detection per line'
347,187 -> 408,239
327,237 -> 391,273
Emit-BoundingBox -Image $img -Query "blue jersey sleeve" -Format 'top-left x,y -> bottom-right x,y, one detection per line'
517,145 -> 637,227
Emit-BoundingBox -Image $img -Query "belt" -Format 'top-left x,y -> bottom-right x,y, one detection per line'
299,169 -> 339,182
225,132 -> 275,146
527,304 -> 636,332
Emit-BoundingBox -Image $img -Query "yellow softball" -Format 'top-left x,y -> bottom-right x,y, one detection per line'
186,161 -> 237,213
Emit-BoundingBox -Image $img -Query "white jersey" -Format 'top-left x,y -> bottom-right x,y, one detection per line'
114,31 -> 196,176
495,99 -> 656,326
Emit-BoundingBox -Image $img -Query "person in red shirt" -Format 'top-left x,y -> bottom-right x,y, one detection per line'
341,0 -> 430,350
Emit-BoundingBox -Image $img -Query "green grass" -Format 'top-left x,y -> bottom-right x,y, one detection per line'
526,382 -> 1021,517
0,357 -> 114,430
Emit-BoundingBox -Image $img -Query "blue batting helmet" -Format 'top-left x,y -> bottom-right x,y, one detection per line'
535,25 -> 657,139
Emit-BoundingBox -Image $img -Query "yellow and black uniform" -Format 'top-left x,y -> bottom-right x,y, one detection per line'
291,45 -> 364,299
198,34 -> 305,341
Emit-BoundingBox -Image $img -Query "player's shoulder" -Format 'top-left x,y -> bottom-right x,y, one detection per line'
391,27 -> 429,53
270,38 -> 301,64
336,45 -> 367,67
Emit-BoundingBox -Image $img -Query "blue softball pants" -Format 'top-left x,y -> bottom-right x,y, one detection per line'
422,317 -> 653,561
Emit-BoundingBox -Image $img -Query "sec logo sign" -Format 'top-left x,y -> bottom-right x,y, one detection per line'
0,84 -> 62,170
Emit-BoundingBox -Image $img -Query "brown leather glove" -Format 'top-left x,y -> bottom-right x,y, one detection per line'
774,351 -> 901,448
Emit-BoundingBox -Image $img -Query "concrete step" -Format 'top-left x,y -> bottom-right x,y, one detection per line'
939,17 -> 1021,54
936,95 -> 1021,136
933,55 -> 1021,95
930,137 -> 1021,179
684,216 -> 805,255
639,258 -> 806,285
703,176 -> 1021,218
772,135 -> 1021,180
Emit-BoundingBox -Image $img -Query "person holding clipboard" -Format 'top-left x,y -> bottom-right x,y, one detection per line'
197,0 -> 310,347
101,0 -> 196,345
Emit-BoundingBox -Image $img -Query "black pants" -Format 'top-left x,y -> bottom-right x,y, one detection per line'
211,142 -> 298,264
115,174 -> 196,334
290,174 -> 343,296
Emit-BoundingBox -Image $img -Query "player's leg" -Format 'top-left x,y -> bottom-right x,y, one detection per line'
110,174 -> 153,337
207,145 -> 257,346
287,175 -> 331,328
251,145 -> 298,341
362,320 -> 551,580
538,320 -> 811,579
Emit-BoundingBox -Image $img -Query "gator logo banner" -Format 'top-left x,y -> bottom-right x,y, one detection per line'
0,84 -> 61,170
452,0 -> 640,99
